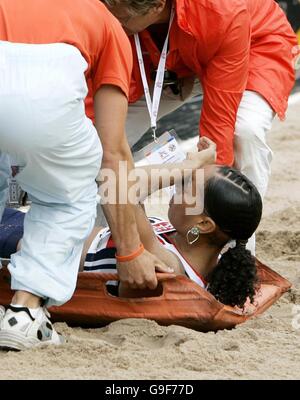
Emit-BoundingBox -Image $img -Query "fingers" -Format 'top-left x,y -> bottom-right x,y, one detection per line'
198,136 -> 216,152
117,253 -> 175,291
196,139 -> 216,165
119,271 -> 158,290
198,138 -> 208,150
145,275 -> 158,290
197,141 -> 204,151
122,281 -> 138,289
198,137 -> 209,151
200,136 -> 215,147
135,276 -> 157,290
155,263 -> 174,274
156,272 -> 177,282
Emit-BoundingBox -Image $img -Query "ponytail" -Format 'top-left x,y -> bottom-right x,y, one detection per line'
207,242 -> 258,308
202,166 -> 262,308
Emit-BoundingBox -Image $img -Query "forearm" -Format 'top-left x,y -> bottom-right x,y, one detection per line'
132,204 -> 182,275
133,203 -> 159,251
133,158 -> 197,201
95,86 -> 142,255
100,148 -> 141,254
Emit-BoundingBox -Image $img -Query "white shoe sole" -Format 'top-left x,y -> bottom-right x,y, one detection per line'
0,330 -> 64,351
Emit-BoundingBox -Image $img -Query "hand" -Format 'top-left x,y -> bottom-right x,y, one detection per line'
197,136 -> 215,151
186,137 -> 216,168
117,249 -> 175,290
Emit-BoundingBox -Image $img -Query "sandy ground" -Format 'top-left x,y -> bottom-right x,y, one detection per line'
0,100 -> 300,380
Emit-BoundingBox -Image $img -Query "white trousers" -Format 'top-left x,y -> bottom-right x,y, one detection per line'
124,82 -> 275,254
0,42 -> 102,306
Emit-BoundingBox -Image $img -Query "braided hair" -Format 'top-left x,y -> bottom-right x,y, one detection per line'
204,167 -> 262,308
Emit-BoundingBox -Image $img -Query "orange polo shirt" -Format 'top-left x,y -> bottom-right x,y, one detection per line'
129,0 -> 298,165
0,0 -> 132,99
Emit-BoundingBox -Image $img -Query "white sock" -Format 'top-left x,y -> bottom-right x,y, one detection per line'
10,303 -> 41,319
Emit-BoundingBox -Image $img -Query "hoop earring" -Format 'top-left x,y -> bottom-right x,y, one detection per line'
186,227 -> 201,245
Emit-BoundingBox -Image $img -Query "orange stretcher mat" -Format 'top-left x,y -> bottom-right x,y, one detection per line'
0,259 -> 291,332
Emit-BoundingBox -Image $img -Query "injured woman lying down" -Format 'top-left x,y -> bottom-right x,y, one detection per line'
0,145 -> 262,308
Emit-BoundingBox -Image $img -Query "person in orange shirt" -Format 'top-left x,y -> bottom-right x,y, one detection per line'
0,0 -> 173,351
103,0 -> 298,200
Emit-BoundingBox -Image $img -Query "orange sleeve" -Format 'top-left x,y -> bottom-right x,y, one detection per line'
199,9 -> 251,166
92,18 -> 133,99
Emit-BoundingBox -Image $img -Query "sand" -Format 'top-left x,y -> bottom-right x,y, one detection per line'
0,101 -> 300,380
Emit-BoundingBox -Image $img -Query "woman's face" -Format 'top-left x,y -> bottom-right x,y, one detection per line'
105,4 -> 164,35
168,165 -> 218,234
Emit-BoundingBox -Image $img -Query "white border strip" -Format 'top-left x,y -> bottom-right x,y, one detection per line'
288,91 -> 300,105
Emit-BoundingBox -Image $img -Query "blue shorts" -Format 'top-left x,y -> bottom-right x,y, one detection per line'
0,208 -> 25,259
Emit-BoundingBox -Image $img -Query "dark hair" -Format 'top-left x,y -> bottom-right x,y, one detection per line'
204,166 -> 262,307
104,0 -> 160,16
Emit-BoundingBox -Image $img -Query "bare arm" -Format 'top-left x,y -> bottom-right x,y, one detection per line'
125,139 -> 216,273
94,85 -> 140,253
134,204 -> 182,270
94,85 -> 172,290
133,137 -> 216,202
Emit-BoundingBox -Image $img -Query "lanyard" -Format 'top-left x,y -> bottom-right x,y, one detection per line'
134,8 -> 175,142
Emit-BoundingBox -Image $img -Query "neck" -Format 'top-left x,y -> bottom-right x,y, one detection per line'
155,0 -> 173,24
171,232 -> 223,278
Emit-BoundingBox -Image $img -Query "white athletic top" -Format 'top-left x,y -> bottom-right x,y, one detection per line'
84,217 -> 207,290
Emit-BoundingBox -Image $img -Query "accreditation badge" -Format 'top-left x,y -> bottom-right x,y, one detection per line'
140,130 -> 186,165
135,129 -> 186,197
